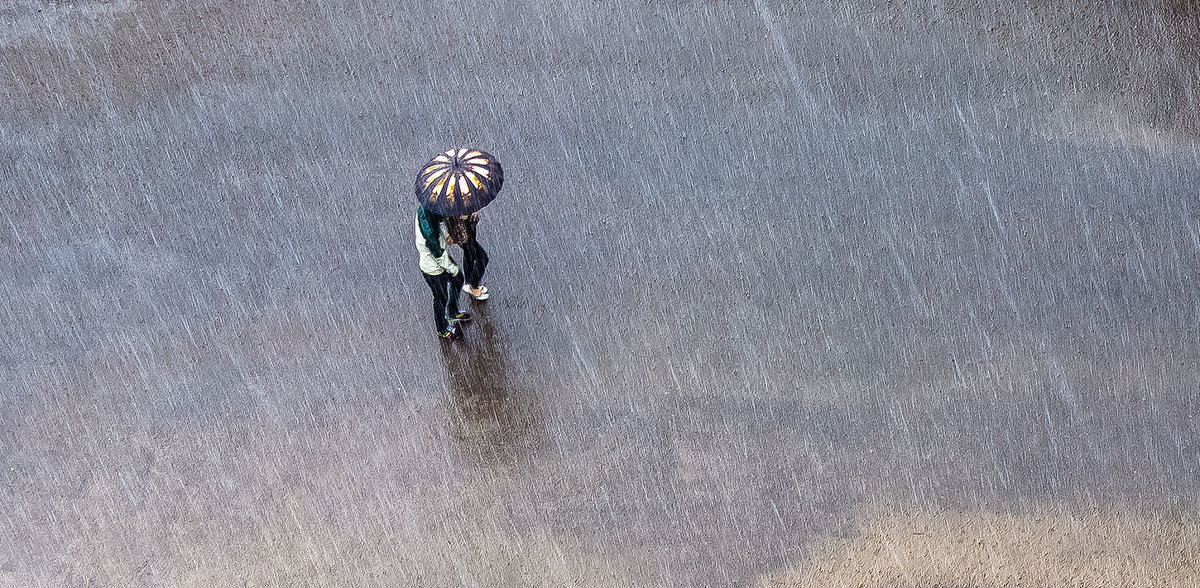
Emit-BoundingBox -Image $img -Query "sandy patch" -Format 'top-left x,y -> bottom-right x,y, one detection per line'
759,505 -> 1200,588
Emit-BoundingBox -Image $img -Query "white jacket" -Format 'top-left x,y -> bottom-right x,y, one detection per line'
415,215 -> 459,276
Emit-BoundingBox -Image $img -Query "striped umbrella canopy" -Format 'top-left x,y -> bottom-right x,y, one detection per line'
414,148 -> 504,216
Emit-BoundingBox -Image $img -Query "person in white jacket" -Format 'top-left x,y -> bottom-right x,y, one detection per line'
416,207 -> 470,338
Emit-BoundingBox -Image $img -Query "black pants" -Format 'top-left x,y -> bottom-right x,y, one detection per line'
422,270 -> 463,332
461,241 -> 489,288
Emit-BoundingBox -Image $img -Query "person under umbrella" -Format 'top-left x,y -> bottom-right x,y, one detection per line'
414,148 -> 502,338
445,212 -> 489,300
415,206 -> 470,339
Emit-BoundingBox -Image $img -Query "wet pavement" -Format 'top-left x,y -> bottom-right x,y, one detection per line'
2,0 -> 1200,585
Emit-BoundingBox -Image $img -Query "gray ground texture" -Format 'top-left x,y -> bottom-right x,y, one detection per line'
3,0 -> 1200,586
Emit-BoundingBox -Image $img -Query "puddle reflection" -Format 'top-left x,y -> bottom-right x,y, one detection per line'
440,317 -> 542,463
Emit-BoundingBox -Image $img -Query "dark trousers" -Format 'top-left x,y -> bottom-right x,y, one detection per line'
422,270 -> 463,332
461,241 -> 489,287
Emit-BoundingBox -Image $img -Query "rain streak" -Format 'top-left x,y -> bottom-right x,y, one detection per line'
2,0 -> 1199,586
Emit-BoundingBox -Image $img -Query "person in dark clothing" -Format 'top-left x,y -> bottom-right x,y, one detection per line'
416,206 -> 471,338
445,212 -> 490,300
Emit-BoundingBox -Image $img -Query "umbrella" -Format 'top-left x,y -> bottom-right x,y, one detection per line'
415,148 -> 504,216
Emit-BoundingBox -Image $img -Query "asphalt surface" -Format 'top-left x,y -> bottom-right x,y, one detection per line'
2,0 -> 1200,585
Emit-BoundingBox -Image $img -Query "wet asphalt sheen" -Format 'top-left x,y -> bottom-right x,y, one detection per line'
2,1 -> 1199,585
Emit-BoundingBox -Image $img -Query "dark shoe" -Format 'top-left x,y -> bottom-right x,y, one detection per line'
436,326 -> 458,339
452,312 -> 472,323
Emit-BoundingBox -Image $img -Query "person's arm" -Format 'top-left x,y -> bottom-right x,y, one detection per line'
465,213 -> 479,240
434,223 -> 459,274
436,255 -> 459,275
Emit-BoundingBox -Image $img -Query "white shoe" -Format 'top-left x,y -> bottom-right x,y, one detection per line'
463,284 -> 490,300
